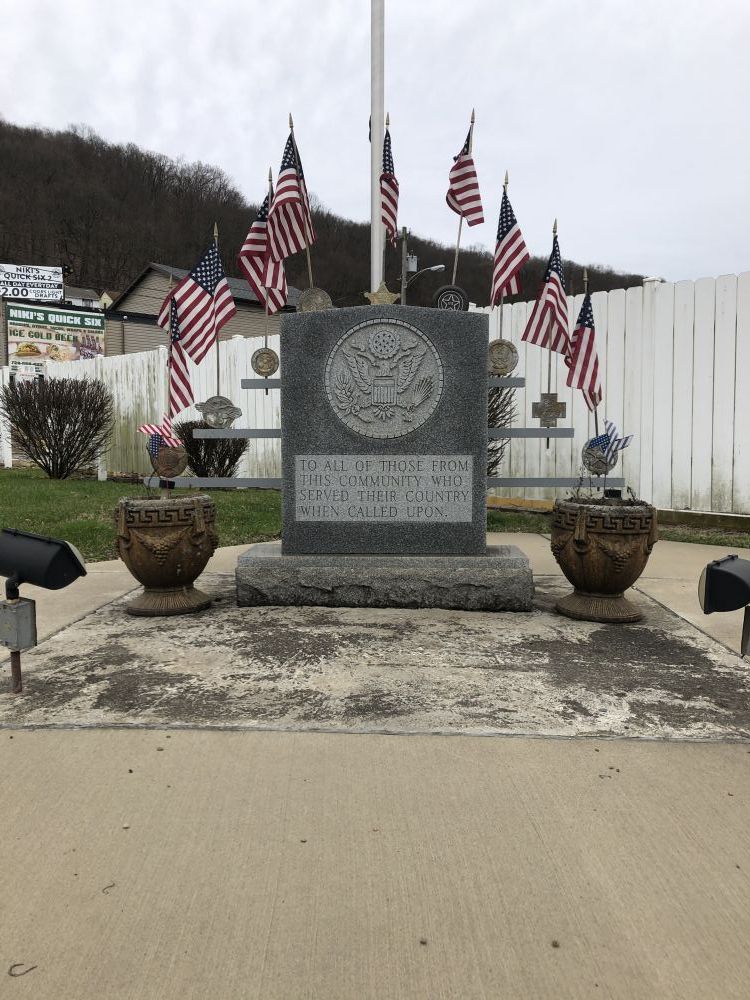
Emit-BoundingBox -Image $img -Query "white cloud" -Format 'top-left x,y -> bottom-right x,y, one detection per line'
2,0 -> 747,280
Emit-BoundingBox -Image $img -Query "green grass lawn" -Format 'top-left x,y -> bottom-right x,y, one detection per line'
0,468 -> 281,562
2,468 -> 749,563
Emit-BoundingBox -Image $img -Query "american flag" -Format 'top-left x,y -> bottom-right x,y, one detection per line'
380,127 -> 399,247
446,129 -> 484,227
267,133 -> 315,262
565,292 -> 602,411
589,431 -> 611,452
238,189 -> 287,314
138,414 -> 179,457
157,244 -> 236,365
491,188 -> 529,304
603,420 -> 633,462
521,233 -> 569,354
166,299 -> 193,418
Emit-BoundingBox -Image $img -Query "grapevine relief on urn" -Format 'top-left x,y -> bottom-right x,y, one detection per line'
325,319 -> 444,439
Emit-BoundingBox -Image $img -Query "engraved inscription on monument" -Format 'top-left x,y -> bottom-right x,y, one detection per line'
295,454 -> 472,523
324,318 -> 444,440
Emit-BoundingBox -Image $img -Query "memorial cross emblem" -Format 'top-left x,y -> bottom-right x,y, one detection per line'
325,319 -> 444,439
532,392 -> 567,428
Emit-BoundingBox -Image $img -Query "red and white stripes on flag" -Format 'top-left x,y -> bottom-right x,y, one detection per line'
238,189 -> 287,315
157,243 -> 237,366
137,414 -> 179,448
380,126 -> 399,247
521,234 -> 569,354
490,188 -> 529,304
565,292 -> 602,411
267,133 -> 316,262
166,298 -> 194,418
446,128 -> 484,226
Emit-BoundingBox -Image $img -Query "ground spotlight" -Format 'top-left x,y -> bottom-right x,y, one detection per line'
698,554 -> 750,656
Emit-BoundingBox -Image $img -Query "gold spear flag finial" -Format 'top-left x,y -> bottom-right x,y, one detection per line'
503,170 -> 509,190
553,218 -> 558,236
583,268 -> 589,292
470,108 -> 475,124
268,166 -> 273,184
289,112 -> 294,131
213,221 -> 219,246
386,111 -> 390,128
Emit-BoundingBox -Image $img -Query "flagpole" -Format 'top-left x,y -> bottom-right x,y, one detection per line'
451,109 -> 474,285
213,221 -> 221,396
497,169 -> 509,339
583,267 -> 600,438
288,113 -> 314,289
544,218 -> 558,450
371,0 -> 385,292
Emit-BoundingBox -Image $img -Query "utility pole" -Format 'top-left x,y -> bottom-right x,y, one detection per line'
400,226 -> 408,305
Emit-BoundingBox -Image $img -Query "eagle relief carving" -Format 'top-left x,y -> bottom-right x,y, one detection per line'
325,320 -> 444,439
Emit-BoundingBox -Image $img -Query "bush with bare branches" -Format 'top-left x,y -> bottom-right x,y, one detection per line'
0,377 -> 114,480
487,386 -> 516,477
174,420 -> 247,479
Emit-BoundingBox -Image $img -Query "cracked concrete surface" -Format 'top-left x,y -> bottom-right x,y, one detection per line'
2,573 -> 748,740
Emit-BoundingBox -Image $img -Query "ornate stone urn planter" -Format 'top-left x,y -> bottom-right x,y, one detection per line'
114,495 -> 218,616
550,499 -> 658,623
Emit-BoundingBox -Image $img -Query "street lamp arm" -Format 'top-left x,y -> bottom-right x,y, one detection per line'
406,265 -> 445,289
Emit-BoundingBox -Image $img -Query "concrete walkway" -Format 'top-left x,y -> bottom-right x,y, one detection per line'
1,534 -> 749,999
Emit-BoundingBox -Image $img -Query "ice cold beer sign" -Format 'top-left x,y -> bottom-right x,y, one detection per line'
295,454 -> 473,523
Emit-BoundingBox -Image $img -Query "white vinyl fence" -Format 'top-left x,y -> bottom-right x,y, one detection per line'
1,272 -> 748,514
475,271 -> 750,514
0,335 -> 281,479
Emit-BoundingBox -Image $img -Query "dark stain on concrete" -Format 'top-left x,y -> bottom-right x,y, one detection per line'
342,690 -> 414,720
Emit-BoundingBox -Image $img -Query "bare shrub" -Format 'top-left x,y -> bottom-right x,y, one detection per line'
0,377 -> 113,479
487,386 -> 516,477
174,420 -> 247,478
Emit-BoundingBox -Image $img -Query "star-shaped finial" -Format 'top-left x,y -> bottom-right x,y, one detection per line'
364,280 -> 400,305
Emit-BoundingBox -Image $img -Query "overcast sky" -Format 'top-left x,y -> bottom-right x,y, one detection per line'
2,0 -> 748,281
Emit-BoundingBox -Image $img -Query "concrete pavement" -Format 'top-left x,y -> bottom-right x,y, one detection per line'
2,730 -> 748,999
1,533 -> 749,999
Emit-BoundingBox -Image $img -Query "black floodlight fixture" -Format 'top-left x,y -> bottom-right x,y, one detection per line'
0,528 -> 86,694
0,528 -> 86,599
698,554 -> 750,656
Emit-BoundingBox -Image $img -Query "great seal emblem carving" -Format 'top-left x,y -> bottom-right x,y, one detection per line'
325,318 -> 444,439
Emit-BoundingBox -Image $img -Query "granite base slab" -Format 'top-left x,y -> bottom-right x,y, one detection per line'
236,541 -> 533,611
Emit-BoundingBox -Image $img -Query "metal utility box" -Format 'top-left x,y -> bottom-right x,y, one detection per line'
0,598 -> 37,651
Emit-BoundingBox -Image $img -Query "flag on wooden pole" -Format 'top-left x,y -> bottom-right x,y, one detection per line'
157,244 -> 236,365
267,132 -> 316,261
380,123 -> 399,247
521,230 -> 569,354
565,291 -> 602,411
446,124 -> 484,226
238,188 -> 288,315
491,185 -> 529,303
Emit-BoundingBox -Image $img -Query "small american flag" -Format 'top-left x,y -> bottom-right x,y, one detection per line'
603,420 -> 633,462
491,188 -> 529,304
267,133 -> 315,262
167,299 -> 194,418
380,127 -> 399,247
521,233 -> 569,354
446,128 -> 484,226
157,244 -> 236,365
589,432 -> 611,452
565,292 -> 602,411
138,414 -> 179,456
238,189 -> 287,315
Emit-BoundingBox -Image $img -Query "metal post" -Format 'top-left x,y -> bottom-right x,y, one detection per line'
400,226 -> 408,304
213,222 -> 220,396
370,0 -> 385,292
9,650 -> 22,694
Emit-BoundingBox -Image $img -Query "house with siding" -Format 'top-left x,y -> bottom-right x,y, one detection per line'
104,262 -> 299,356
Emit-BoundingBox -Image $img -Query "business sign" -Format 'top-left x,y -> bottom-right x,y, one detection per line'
0,263 -> 64,301
5,303 -> 105,376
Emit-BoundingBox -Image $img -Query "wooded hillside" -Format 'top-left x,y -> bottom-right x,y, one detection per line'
0,120 -> 643,307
